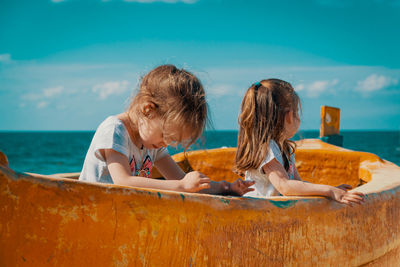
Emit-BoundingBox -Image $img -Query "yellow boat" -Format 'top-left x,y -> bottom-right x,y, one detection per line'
1,138 -> 400,266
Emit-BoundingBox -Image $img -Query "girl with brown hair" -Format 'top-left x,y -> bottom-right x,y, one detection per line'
235,79 -> 364,205
80,64 -> 254,195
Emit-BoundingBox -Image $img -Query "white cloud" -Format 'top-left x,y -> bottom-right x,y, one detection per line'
22,86 -> 64,101
43,86 -> 64,98
20,86 -> 65,109
37,101 -> 48,109
295,84 -> 305,91
309,79 -> 338,97
0,54 -> 11,63
92,80 -> 130,100
208,84 -> 232,97
295,79 -> 338,97
21,93 -> 42,101
356,74 -> 398,92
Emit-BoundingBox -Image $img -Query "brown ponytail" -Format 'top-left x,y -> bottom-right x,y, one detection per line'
235,79 -> 300,175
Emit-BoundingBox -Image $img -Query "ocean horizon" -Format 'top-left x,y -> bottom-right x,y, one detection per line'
1,130 -> 399,175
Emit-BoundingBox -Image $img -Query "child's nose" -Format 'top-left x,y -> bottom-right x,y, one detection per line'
159,140 -> 168,147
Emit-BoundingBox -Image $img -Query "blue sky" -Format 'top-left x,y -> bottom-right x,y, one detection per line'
0,0 -> 399,131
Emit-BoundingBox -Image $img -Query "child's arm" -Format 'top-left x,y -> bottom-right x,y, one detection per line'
105,149 -> 210,192
154,155 -> 255,196
153,154 -> 186,180
264,159 -> 364,205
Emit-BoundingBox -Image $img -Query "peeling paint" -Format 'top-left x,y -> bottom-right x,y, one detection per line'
269,200 -> 297,209
113,244 -> 129,267
1,140 -> 400,266
220,198 -> 230,204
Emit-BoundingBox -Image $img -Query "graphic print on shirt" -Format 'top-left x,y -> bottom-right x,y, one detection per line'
129,157 -> 136,174
129,155 -> 153,178
282,151 -> 294,179
288,162 -> 294,178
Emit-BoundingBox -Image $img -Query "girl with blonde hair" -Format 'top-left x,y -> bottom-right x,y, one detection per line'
80,65 -> 254,195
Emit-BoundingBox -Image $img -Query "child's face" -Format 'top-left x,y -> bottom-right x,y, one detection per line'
284,110 -> 301,139
138,116 -> 191,149
138,116 -> 165,149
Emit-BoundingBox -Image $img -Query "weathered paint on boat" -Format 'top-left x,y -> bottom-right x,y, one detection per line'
1,139 -> 400,266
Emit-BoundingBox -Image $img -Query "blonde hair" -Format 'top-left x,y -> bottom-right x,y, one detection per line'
128,64 -> 208,149
235,79 -> 300,175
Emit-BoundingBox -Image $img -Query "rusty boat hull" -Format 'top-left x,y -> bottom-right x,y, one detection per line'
1,139 -> 400,266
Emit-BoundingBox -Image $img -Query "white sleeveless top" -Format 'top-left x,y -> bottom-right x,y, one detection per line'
244,139 -> 295,197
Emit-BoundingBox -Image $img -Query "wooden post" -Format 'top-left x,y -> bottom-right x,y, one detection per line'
319,106 -> 343,146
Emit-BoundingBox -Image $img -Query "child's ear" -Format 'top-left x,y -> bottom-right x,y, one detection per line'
285,111 -> 293,124
141,102 -> 157,117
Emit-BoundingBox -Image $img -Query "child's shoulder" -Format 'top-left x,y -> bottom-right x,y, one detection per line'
99,115 -> 121,126
97,115 -> 124,130
261,139 -> 283,165
94,115 -> 128,139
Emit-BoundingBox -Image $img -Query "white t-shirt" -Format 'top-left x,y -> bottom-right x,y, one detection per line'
79,116 -> 169,184
244,139 -> 295,197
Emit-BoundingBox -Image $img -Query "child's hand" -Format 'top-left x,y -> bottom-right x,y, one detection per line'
330,187 -> 365,206
228,179 -> 255,196
180,171 -> 211,193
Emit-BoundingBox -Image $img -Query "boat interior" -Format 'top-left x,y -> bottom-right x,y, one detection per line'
3,139 -> 383,191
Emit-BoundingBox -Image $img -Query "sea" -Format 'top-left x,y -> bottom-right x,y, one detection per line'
0,130 -> 399,175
